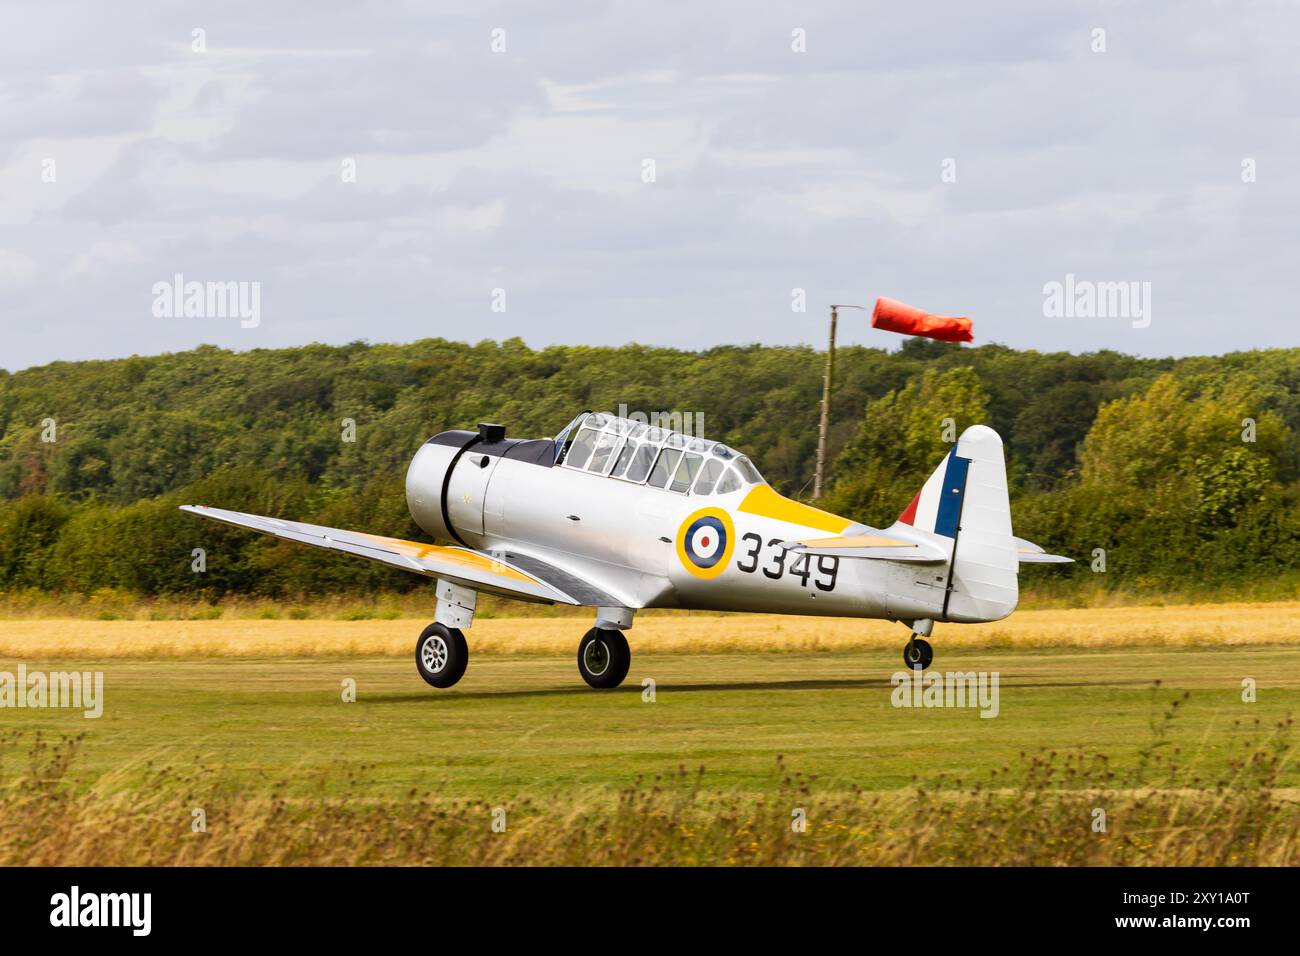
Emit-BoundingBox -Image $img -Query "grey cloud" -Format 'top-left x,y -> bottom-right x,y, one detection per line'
0,72 -> 165,161
205,48 -> 544,161
2,0 -> 1299,371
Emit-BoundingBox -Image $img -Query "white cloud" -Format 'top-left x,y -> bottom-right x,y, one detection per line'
0,249 -> 37,288
1,0 -> 1298,370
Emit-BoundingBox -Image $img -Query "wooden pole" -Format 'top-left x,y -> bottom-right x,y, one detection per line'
813,304 -> 865,499
813,306 -> 838,500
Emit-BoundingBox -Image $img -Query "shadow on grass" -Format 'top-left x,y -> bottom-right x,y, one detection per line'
365,675 -> 1158,704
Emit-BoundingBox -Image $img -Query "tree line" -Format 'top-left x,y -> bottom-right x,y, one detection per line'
1,337 -> 1297,599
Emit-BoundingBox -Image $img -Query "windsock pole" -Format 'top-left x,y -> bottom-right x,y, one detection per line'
813,304 -> 864,499
813,298 -> 973,500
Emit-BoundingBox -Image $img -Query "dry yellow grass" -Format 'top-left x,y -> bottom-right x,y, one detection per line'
5,725 -> 1298,866
1,601 -> 1298,658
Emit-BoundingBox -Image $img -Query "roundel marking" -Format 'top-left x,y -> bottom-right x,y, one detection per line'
676,508 -> 736,579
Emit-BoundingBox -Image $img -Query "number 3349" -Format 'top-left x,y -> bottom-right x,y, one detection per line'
735,532 -> 839,591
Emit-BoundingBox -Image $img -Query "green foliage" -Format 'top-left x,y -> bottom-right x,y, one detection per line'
1193,448 -> 1273,533
826,366 -> 989,523
0,339 -> 1297,598
1014,372 -> 1299,590
1079,374 -> 1286,489
0,496 -> 68,588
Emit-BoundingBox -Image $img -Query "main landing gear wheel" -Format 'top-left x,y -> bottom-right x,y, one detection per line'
577,627 -> 631,689
903,636 -> 934,671
416,622 -> 469,688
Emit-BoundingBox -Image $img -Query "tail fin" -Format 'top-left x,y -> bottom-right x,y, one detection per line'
894,425 -> 1018,622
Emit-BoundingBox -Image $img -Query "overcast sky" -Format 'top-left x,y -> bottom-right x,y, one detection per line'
1,0 -> 1297,372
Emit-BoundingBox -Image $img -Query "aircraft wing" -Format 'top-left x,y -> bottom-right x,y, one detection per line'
180,504 -> 584,605
778,533 -> 949,563
1013,536 -> 1074,564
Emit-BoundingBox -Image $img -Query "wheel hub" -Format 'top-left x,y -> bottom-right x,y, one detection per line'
583,640 -> 610,677
421,635 -> 449,674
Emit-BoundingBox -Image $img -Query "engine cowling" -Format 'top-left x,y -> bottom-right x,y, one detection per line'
405,429 -> 479,542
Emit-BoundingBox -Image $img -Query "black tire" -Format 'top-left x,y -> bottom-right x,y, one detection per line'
903,637 -> 934,671
577,627 -> 631,689
415,622 -> 469,688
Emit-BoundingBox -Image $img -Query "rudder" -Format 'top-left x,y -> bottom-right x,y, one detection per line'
895,425 -> 1018,623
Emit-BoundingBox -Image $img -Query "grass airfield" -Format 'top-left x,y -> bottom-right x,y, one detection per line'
4,640 -> 1298,796
1,608 -> 1298,864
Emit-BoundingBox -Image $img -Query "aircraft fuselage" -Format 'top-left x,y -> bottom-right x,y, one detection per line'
406,428 -> 956,623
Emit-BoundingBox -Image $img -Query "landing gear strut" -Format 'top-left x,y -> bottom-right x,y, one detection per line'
577,627 -> 631,689
416,622 -> 469,688
903,635 -> 934,670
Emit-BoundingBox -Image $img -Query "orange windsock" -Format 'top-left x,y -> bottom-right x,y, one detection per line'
871,297 -> 973,343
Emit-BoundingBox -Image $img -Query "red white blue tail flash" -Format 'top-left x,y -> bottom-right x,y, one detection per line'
898,446 -> 971,538
892,426 -> 1019,624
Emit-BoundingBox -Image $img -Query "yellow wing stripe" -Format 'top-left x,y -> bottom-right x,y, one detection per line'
795,534 -> 912,549
353,532 -> 540,585
737,485 -> 854,535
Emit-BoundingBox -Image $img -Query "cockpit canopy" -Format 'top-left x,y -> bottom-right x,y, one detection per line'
553,412 -> 763,495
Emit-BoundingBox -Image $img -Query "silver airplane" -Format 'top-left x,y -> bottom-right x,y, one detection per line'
182,411 -> 1070,689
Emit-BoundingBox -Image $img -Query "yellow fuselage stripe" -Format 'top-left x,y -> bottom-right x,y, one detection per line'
737,485 -> 854,535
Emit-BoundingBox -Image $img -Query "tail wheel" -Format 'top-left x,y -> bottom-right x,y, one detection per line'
577,627 -> 631,689
903,637 -> 934,671
416,622 -> 469,688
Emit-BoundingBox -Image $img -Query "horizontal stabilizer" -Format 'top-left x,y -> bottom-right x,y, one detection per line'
1013,535 -> 1073,564
778,533 -> 948,564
